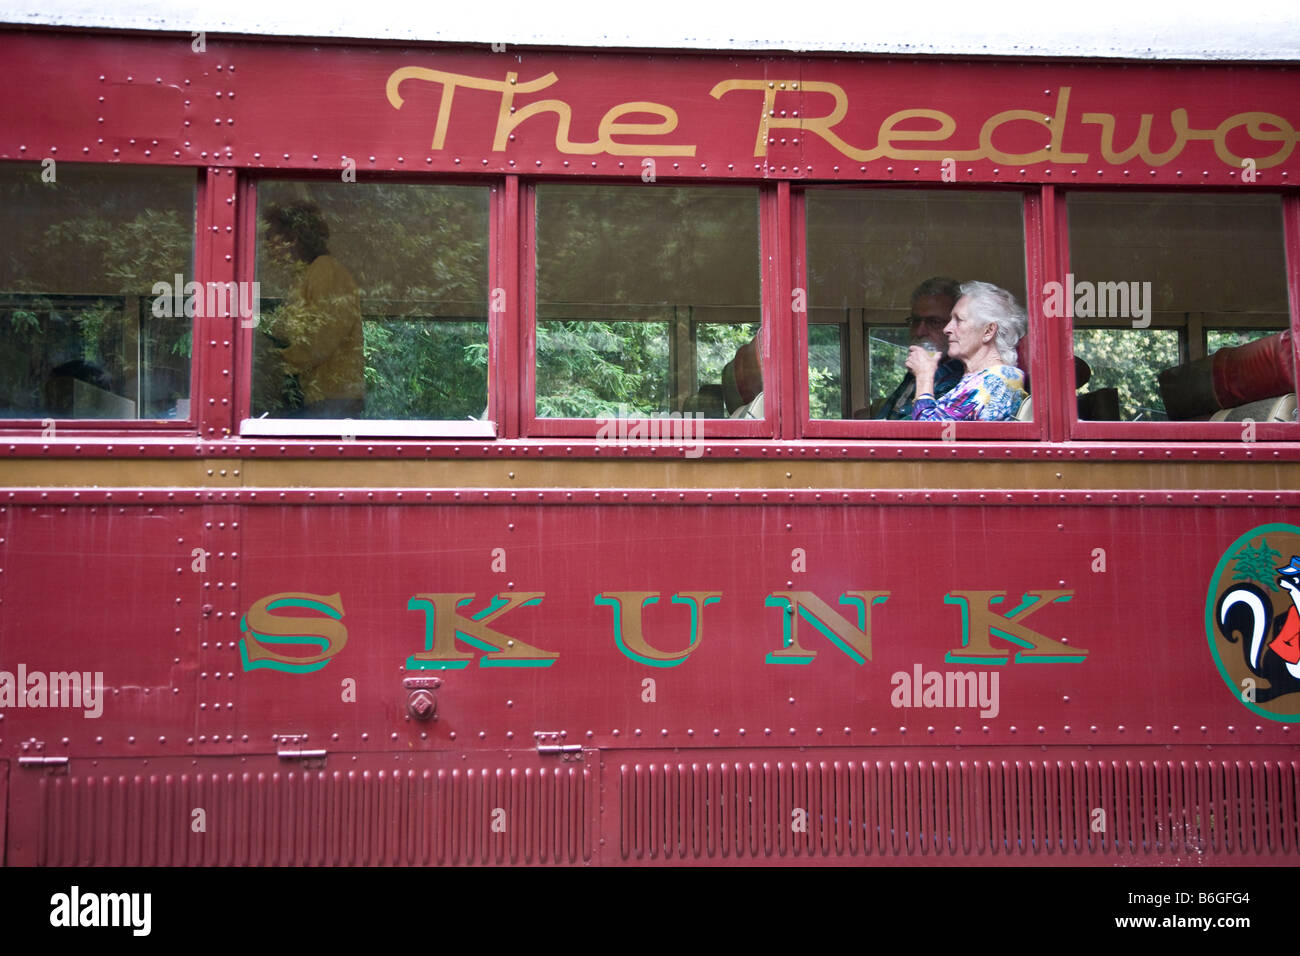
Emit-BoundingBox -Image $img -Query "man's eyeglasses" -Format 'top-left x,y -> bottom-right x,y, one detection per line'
908,315 -> 948,328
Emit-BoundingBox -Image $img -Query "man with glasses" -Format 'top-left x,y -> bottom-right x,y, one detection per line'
877,277 -> 964,420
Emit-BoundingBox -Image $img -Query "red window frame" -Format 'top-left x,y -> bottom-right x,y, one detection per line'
1055,189 -> 1300,443
792,183 -> 1048,441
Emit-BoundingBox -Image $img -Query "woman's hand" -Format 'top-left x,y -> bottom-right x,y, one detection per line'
905,345 -> 942,395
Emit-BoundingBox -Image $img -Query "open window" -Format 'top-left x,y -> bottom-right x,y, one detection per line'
242,180 -> 492,438
0,163 -> 196,425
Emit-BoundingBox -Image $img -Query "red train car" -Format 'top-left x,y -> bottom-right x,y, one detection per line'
1,11 -> 1299,868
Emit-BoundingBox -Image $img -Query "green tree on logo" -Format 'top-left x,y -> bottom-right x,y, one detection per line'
1230,538 -> 1283,592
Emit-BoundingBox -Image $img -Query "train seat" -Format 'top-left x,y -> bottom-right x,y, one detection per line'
1209,392 -> 1298,423
730,391 -> 764,419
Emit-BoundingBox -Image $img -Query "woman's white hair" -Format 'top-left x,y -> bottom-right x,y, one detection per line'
958,281 -> 1027,365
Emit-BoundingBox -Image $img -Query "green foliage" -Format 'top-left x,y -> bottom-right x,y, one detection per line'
534,185 -> 760,417
1232,539 -> 1283,592
868,328 -> 911,414
696,321 -> 757,392
0,165 -> 193,417
1207,329 -> 1276,352
364,319 -> 487,420
807,323 -> 843,419
254,182 -> 490,420
536,321 -> 666,417
1072,328 -> 1180,421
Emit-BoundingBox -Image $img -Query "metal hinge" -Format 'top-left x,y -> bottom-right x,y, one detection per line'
18,738 -> 68,772
534,731 -> 582,758
275,733 -> 326,766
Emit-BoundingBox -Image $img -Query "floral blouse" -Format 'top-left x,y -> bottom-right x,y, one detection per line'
912,365 -> 1027,422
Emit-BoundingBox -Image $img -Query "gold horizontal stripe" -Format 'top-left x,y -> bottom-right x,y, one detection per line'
0,458 -> 1297,491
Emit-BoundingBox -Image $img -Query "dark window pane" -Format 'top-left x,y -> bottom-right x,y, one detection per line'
805,190 -> 1027,420
535,184 -> 760,418
254,182 -> 488,420
0,164 -> 195,419
1067,193 -> 1291,421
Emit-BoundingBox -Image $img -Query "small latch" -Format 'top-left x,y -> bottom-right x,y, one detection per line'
534,731 -> 582,758
18,738 -> 68,772
403,676 -> 441,721
275,733 -> 326,766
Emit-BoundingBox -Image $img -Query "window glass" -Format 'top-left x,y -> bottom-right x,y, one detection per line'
253,182 -> 488,420
808,323 -> 845,420
0,163 -> 195,419
805,190 -> 1028,421
1072,328 -> 1180,422
1068,193 -> 1291,422
535,184 -> 760,419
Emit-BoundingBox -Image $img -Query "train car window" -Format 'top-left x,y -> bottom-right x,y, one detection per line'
1067,192 -> 1293,423
804,189 -> 1028,421
250,181 -> 489,425
534,184 -> 760,420
0,163 -> 195,421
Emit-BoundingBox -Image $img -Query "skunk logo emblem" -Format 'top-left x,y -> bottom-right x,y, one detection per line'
1207,523 -> 1300,720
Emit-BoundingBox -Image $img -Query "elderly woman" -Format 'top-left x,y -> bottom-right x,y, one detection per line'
906,280 -> 1028,421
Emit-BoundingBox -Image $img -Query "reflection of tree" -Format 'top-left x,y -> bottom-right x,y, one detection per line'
0,167 -> 193,416
255,182 -> 489,420
1231,538 -> 1282,592
534,185 -> 760,417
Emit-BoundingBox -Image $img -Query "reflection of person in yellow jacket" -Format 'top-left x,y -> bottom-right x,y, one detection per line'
263,202 -> 365,417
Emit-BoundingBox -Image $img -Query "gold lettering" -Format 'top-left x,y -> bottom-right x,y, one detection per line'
877,108 -> 980,161
387,66 -> 696,156
386,67 -> 551,151
598,590 -> 719,666
492,71 -> 601,153
392,68 -> 1296,173
407,592 -> 556,666
978,86 -> 1088,164
945,590 -> 1086,662
710,79 -> 781,156
1210,111 -> 1298,169
1081,109 -> 1187,165
596,101 -> 695,155
240,592 -> 348,668
765,590 -> 889,664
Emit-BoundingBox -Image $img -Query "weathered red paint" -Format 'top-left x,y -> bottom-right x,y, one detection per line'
2,26 -> 1299,865
4,32 -> 1299,184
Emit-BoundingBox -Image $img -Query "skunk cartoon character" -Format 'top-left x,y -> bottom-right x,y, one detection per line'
1217,556 -> 1300,703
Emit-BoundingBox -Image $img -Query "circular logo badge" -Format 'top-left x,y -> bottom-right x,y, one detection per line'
1205,523 -> 1300,721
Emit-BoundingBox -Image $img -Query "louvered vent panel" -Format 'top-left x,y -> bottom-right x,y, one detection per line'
31,762 -> 592,866
615,759 -> 1300,861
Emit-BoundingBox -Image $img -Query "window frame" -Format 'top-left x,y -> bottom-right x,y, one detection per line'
2,162 -> 1295,452
518,177 -> 777,440
794,183 -> 1047,441
0,161 -> 204,435
1056,188 -> 1300,443
235,171 -> 500,440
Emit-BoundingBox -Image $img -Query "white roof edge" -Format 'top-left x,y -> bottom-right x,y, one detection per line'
3,0 -> 1300,61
